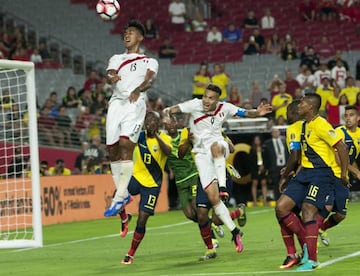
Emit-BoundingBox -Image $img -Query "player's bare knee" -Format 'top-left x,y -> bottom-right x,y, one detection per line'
210,142 -> 225,157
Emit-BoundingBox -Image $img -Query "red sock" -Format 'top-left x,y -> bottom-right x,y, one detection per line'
230,208 -> 241,220
279,212 -> 306,247
280,222 -> 296,255
316,214 -> 324,228
128,228 -> 145,257
304,220 -> 318,262
199,222 -> 213,249
321,214 -> 338,231
119,208 -> 127,221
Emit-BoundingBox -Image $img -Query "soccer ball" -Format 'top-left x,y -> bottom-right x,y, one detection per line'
96,0 -> 120,21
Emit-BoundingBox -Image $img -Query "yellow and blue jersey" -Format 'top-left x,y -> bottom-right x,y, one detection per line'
132,130 -> 172,188
286,120 -> 303,153
335,126 -> 360,164
300,116 -> 342,178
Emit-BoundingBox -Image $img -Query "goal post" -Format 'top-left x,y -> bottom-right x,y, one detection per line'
0,60 -> 43,248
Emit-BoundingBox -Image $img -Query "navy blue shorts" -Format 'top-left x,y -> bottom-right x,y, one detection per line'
128,176 -> 160,215
196,172 -> 233,209
325,177 -> 350,216
284,168 -> 334,210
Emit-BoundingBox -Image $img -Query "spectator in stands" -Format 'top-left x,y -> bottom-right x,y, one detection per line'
340,76 -> 360,105
249,80 -> 265,108
90,92 -> 107,114
38,41 -> 51,61
267,74 -> 285,100
5,103 -> 26,142
355,91 -> 360,111
261,8 -> 275,29
252,28 -> 265,52
48,91 -> 61,110
192,62 -> 211,98
75,106 -> 93,142
40,160 -> 50,176
244,35 -> 260,55
7,147 -> 28,178
88,107 -> 106,142
158,37 -> 177,59
327,49 -> 350,71
283,69 -> 300,97
79,89 -> 93,109
281,42 -> 297,61
223,22 -> 242,43
83,70 -> 100,92
300,46 -> 320,72
243,9 -> 260,29
206,26 -> 222,43
73,141 -> 89,175
331,59 -> 347,88
298,0 -> 317,21
297,66 -> 316,93
144,18 -> 159,39
266,33 -> 281,56
37,107 -> 57,147
191,13 -> 208,32
339,93 -> 349,124
62,86 -> 81,109
12,45 -> 29,61
293,87 -> 304,100
0,89 -> 15,112
227,85 -> 242,106
30,48 -> 42,63
168,0 -> 186,24
326,86 -> 341,126
319,0 -> 338,21
249,135 -> 268,206
338,0 -> 360,23
280,32 -> 296,52
48,159 -> 71,176
56,106 -> 73,147
313,61 -> 331,87
315,35 -> 335,59
316,76 -> 334,117
271,83 -> 293,121
0,33 -> 11,59
211,63 -> 230,100
83,135 -> 105,174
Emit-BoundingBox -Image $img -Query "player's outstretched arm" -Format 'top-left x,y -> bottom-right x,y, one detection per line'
237,102 -> 272,118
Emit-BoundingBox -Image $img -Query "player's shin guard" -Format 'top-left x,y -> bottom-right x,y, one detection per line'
280,222 -> 297,255
213,201 -> 236,232
214,157 -> 226,188
320,214 -> 339,231
278,212 -> 306,247
198,221 -> 213,249
128,226 -> 145,257
113,160 -> 133,202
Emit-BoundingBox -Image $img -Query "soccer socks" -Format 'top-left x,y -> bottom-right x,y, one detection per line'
230,208 -> 241,220
213,157 -> 226,188
280,222 -> 297,255
320,214 -> 339,231
278,212 -> 306,247
127,226 -> 145,257
112,160 -> 133,202
213,201 -> 236,231
199,221 -> 214,249
304,220 -> 318,262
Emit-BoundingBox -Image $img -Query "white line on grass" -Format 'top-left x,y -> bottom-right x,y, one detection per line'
11,208 -> 272,253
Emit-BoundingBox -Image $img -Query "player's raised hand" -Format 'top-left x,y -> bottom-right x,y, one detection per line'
107,71 -> 121,84
257,102 -> 272,116
129,89 -> 140,103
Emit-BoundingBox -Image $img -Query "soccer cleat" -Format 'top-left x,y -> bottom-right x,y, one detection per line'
319,229 -> 330,246
120,214 -> 132,238
300,243 -> 309,264
279,254 -> 301,269
295,259 -> 319,271
199,248 -> 217,261
104,195 -> 132,217
121,254 -> 133,265
219,187 -> 229,202
237,203 -> 247,227
212,238 -> 219,248
211,223 -> 225,238
232,228 -> 244,253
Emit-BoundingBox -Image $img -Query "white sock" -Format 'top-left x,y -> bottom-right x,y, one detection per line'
214,157 -> 226,188
213,201 -> 236,231
110,161 -> 122,189
113,160 -> 133,202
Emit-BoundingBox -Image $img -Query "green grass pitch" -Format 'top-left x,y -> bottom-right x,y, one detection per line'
2,202 -> 360,275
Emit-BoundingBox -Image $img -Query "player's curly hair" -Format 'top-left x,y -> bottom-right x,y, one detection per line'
125,19 -> 145,37
206,83 -> 222,96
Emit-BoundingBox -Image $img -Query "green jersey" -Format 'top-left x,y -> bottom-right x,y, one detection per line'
167,129 -> 198,184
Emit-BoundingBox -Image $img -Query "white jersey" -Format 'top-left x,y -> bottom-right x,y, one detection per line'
107,52 -> 158,100
313,69 -> 331,87
331,66 -> 347,88
178,99 -> 241,154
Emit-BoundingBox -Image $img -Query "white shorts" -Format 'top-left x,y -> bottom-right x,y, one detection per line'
194,140 -> 230,190
106,97 -> 146,145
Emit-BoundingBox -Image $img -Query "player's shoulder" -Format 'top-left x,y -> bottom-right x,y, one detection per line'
288,120 -> 303,132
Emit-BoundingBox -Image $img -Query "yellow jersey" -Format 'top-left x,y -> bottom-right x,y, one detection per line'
335,125 -> 360,164
286,120 -> 303,153
133,130 -> 172,188
211,73 -> 230,100
340,86 -> 360,105
316,86 -> 333,111
193,74 -> 210,97
48,167 -> 72,176
271,93 -> 293,120
300,116 -> 342,177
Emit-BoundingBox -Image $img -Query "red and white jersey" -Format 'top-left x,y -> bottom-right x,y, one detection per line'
314,69 -> 331,87
107,52 -> 158,100
178,99 -> 240,153
331,66 -> 347,88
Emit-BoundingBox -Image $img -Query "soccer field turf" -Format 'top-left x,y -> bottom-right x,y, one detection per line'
2,203 -> 360,275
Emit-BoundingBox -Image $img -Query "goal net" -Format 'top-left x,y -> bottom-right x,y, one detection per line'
0,60 -> 42,248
